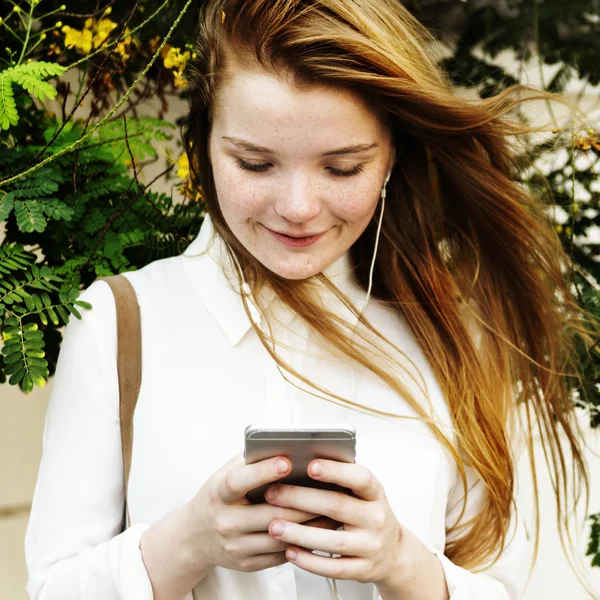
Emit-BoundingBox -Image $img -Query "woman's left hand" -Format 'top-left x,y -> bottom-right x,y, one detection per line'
265,458 -> 446,596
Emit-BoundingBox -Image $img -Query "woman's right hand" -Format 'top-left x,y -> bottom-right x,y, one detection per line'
183,452 -> 336,573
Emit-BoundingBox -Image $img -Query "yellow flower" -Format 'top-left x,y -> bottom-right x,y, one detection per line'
62,25 -> 93,54
177,153 -> 190,179
163,47 -> 191,89
181,179 -> 203,202
62,15 -> 121,55
149,35 -> 162,53
163,47 -> 190,70
575,131 -> 600,151
114,27 -> 135,61
173,72 -> 188,88
93,18 -> 118,48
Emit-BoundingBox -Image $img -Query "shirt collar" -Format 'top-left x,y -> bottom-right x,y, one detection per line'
181,214 -> 367,346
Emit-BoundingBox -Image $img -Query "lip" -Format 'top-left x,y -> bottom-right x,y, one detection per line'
263,226 -> 327,247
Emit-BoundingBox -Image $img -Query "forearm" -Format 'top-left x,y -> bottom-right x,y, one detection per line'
140,503 -> 211,600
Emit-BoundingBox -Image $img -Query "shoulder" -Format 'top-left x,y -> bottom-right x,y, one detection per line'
74,254 -> 185,341
114,254 -> 189,306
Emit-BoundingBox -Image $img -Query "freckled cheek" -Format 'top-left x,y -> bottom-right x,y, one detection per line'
330,189 -> 378,223
224,194 -> 269,221
216,179 -> 270,221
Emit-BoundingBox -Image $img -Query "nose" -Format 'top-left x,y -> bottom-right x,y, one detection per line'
273,173 -> 322,223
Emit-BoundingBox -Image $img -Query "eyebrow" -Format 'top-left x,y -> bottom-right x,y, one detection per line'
222,136 -> 379,157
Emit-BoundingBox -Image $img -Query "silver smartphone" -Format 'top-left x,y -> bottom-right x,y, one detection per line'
244,423 -> 356,504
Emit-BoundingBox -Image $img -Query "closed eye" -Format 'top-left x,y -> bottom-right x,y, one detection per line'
234,159 -> 364,177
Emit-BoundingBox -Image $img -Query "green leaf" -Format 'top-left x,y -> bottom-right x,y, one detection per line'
56,305 -> 70,324
7,61 -> 66,79
21,373 -> 34,393
23,322 -> 38,332
0,191 -> 15,220
3,351 -> 22,365
29,365 -> 49,380
4,360 -> 24,376
14,201 -> 47,233
11,73 -> 57,102
24,295 -> 35,311
26,349 -> 45,359
12,287 -> 30,298
4,259 -> 23,270
28,371 -> 46,389
24,339 -> 44,350
47,307 -> 59,326
1,338 -> 21,354
39,311 -> 48,326
66,304 -> 82,319
9,366 -> 26,386
0,77 -> 18,129
27,356 -> 48,369
42,199 -> 74,222
1,327 -> 21,337
23,329 -> 43,340
0,63 -> 65,130
74,300 -> 93,310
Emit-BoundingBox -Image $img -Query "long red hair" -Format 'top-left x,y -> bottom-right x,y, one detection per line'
182,0 -> 598,583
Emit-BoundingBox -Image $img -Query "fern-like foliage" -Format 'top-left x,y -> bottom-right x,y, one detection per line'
0,116 -> 204,391
0,163 -> 73,232
0,62 -> 65,130
0,246 -> 91,391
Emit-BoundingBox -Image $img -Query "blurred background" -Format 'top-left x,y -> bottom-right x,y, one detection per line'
2,1 -> 600,598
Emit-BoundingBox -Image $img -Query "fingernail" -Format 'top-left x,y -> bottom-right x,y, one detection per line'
310,461 -> 323,476
275,459 -> 289,474
266,484 -> 279,501
271,521 -> 284,536
287,548 -> 298,561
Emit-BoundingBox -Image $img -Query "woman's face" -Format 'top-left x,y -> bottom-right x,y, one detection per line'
208,67 -> 396,280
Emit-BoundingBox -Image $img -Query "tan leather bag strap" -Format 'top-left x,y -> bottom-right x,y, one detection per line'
100,274 -> 142,531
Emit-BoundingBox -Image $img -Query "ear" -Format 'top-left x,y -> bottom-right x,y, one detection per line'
388,146 -> 397,174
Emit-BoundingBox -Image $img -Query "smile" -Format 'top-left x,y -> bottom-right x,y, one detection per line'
263,226 -> 327,247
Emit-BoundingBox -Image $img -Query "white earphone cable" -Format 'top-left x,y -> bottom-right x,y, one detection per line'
326,168 -> 391,600
228,168 -> 391,600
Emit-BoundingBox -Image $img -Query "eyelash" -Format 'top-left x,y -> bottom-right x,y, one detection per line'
234,159 -> 364,177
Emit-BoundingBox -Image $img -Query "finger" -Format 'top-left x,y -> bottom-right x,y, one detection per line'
269,520 -> 370,558
265,484 -> 371,528
229,532 -> 290,555
240,551 -> 289,572
307,460 -> 382,502
218,456 -> 292,504
227,504 -> 322,533
284,547 -> 369,581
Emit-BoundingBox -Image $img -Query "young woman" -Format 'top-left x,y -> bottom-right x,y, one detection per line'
25,1 -> 595,599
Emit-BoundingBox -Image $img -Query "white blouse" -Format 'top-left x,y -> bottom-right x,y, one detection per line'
25,213 -> 532,600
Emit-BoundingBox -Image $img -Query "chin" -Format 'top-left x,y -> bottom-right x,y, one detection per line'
265,259 -> 323,281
